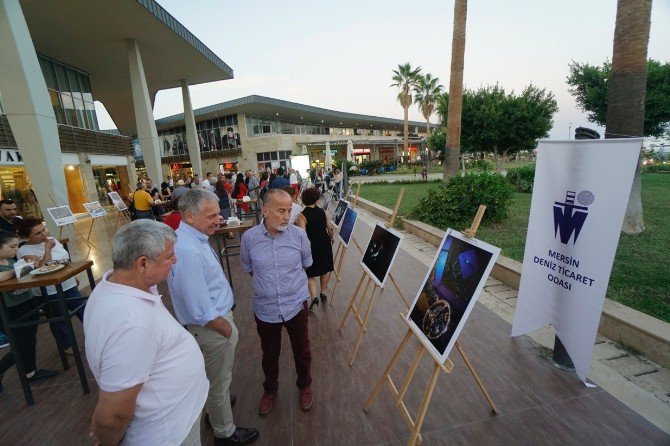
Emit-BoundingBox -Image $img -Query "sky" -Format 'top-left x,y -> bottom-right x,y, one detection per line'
95,0 -> 670,140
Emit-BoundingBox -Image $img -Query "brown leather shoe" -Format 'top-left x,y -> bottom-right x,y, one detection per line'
299,387 -> 313,411
258,393 -> 276,415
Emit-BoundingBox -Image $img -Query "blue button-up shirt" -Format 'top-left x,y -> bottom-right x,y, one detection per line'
168,221 -> 235,326
240,223 -> 312,323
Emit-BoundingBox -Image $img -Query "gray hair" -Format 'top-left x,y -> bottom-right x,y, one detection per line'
112,219 -> 176,270
178,188 -> 219,216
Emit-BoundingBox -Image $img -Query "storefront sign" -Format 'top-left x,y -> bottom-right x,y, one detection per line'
0,148 -> 23,165
353,149 -> 370,154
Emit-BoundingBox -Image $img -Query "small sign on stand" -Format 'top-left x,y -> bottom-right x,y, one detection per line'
82,201 -> 108,242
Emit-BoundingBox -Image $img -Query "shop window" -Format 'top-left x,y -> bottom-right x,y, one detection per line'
270,151 -> 278,160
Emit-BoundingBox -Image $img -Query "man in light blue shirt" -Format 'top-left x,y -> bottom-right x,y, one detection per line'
240,189 -> 314,416
168,189 -> 258,446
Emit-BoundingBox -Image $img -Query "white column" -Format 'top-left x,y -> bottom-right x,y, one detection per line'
0,0 -> 68,236
181,80 -> 202,177
127,39 -> 162,185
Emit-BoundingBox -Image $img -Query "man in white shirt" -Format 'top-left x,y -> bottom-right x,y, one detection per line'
84,220 -> 209,446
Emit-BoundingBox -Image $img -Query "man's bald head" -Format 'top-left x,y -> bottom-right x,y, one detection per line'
263,188 -> 291,207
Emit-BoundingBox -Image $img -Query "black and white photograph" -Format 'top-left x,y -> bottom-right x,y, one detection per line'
360,223 -> 403,287
407,229 -> 500,362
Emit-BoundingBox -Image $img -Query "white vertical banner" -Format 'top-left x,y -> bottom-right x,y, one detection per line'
512,139 -> 641,383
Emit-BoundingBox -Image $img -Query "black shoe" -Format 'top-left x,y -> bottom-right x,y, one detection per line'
308,297 -> 319,311
319,293 -> 328,304
27,369 -> 58,383
205,395 -> 236,427
215,427 -> 259,445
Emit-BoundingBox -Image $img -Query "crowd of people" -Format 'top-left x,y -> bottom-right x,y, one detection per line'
0,163 -> 344,445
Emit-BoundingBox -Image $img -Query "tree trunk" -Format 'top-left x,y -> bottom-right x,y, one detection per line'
605,0 -> 651,234
443,0 -> 467,179
425,119 -> 431,168
403,105 -> 409,163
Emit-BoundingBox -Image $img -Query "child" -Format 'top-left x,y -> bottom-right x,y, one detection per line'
0,230 -> 58,392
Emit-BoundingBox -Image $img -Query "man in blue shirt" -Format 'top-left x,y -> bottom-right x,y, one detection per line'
168,189 -> 259,446
269,167 -> 290,189
240,189 -> 314,416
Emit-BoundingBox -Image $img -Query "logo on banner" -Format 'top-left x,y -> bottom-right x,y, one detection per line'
553,190 -> 594,244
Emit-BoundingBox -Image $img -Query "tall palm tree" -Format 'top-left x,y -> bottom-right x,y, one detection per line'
391,63 -> 422,162
414,73 -> 444,162
444,0 -> 468,179
605,0 -> 652,234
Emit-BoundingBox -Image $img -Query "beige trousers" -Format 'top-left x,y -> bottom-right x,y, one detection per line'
187,311 -> 238,438
179,413 -> 201,446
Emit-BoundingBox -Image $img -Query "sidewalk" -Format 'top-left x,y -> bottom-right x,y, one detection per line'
346,199 -> 670,434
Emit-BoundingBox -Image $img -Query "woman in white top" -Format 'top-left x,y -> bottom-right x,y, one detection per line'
16,218 -> 85,353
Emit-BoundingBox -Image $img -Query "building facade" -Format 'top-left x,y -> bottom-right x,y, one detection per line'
153,95 -> 430,178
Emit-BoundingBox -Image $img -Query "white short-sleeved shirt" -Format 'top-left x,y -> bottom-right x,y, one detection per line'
84,271 -> 208,446
17,240 -> 76,295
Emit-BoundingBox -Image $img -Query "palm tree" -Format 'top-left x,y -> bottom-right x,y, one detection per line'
605,0 -> 652,234
414,74 -> 444,163
391,63 -> 422,162
444,0 -> 468,179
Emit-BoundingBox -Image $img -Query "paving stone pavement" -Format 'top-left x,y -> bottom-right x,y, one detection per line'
338,198 -> 670,434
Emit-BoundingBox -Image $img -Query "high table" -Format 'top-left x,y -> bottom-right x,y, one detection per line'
212,221 -> 254,289
0,260 -> 95,405
235,198 -> 260,224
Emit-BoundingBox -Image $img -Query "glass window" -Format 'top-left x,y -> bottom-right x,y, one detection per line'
263,152 -> 271,161
66,67 -> 82,96
48,90 -> 66,124
270,151 -> 278,160
256,153 -> 263,162
39,58 -> 58,90
54,63 -> 70,94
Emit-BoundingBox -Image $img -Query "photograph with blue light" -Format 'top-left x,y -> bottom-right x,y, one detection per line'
407,229 -> 500,361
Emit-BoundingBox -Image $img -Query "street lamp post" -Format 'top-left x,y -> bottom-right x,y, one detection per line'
568,123 -> 573,140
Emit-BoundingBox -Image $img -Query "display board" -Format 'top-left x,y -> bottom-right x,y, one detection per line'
83,201 -> 107,218
337,207 -> 358,247
331,200 -> 348,226
107,191 -> 128,211
360,223 -> 403,287
46,206 -> 76,226
407,229 -> 500,362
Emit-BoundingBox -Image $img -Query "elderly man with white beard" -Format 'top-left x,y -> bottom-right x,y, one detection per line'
240,189 -> 314,416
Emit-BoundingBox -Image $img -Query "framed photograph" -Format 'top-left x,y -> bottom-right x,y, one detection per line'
337,207 -> 358,247
331,200 -> 348,227
107,191 -> 128,211
83,201 -> 107,219
406,229 -> 500,363
46,206 -> 76,226
360,223 -> 403,288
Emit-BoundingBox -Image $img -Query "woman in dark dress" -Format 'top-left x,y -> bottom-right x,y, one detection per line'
297,187 -> 335,309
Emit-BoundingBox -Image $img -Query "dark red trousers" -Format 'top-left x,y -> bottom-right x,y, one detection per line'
254,303 -> 312,394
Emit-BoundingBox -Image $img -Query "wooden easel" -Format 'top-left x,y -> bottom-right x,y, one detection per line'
336,189 -> 408,361
113,207 -> 131,230
328,235 -> 364,307
385,187 -> 405,228
351,182 -> 362,206
363,206 -> 498,446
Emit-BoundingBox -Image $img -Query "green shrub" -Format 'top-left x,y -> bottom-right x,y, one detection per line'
642,164 -> 670,173
507,164 -> 536,193
408,173 -> 514,229
466,159 -> 494,171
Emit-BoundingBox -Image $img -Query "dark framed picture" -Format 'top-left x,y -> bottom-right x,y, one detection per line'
331,200 -> 348,227
360,223 -> 403,287
407,229 -> 500,362
338,207 -> 358,247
